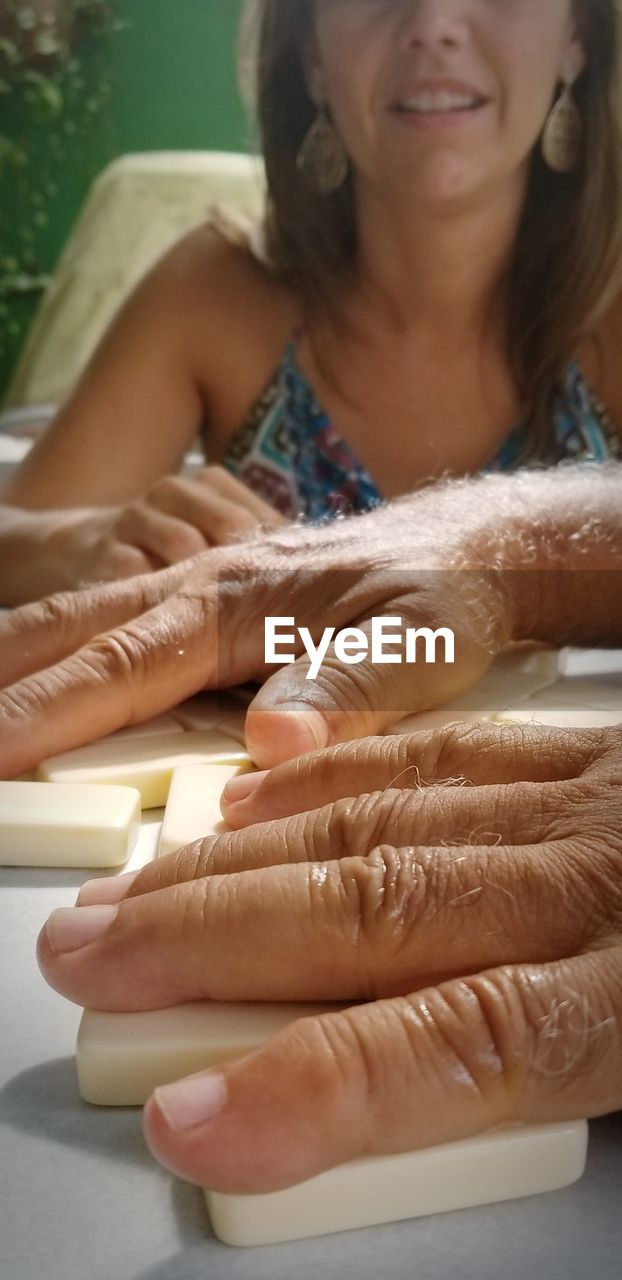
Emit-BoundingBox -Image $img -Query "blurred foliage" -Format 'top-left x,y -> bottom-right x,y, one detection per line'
0,1 -> 125,396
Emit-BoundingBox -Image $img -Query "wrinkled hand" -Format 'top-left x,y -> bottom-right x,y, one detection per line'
37,723 -> 622,1193
0,499 -> 510,774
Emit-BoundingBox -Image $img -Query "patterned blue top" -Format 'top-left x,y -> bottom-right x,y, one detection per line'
222,336 -> 619,521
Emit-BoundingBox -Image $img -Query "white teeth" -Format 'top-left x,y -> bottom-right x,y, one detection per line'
398,92 -> 480,114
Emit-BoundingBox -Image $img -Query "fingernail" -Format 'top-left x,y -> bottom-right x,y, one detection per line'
76,870 -> 138,907
278,703 -> 330,752
221,770 -> 267,808
45,904 -> 118,954
153,1071 -> 227,1132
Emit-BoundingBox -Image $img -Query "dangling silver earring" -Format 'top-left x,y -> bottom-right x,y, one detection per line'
541,79 -> 582,174
296,105 -> 349,195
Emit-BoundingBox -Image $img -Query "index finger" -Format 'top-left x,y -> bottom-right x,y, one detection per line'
221,721 -> 607,827
0,564 -> 186,687
0,585 -> 226,776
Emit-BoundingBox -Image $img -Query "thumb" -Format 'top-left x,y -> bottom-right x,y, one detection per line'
244,612 -> 490,767
142,954 -> 611,1194
141,964 -> 536,1195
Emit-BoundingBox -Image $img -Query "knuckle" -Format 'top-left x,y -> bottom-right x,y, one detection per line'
112,546 -> 151,577
165,530 -> 206,562
539,780 -> 622,933
79,622 -> 162,691
327,790 -> 406,855
420,971 -> 531,1110
207,508 -> 257,543
31,590 -> 80,639
336,844 -> 428,957
430,721 -> 501,780
147,477 -> 180,503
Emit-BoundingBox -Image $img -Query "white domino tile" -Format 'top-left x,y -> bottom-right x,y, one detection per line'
76,1000 -> 350,1105
0,781 -> 141,867
205,1121 -> 588,1246
388,646 -> 560,733
158,762 -> 252,856
37,731 -> 251,809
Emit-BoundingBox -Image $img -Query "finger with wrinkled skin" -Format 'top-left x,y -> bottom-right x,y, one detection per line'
0,585 -> 230,776
143,948 -> 622,1192
38,834 -> 609,1011
78,776 -> 594,905
0,564 -> 185,686
222,722 -> 607,828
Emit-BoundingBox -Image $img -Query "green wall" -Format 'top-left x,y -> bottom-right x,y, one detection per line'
2,0 -> 248,399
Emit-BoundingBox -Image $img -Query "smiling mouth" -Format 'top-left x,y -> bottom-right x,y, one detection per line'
393,94 -> 487,117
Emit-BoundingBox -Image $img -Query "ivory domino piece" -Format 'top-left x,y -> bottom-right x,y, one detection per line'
173,695 -> 247,744
495,706 -> 621,728
101,713 -> 185,742
76,1000 -> 348,1105
158,762 -> 252,856
388,647 -> 560,733
205,1121 -> 588,1247
0,781 -> 141,867
37,731 -> 251,809
494,677 -> 622,728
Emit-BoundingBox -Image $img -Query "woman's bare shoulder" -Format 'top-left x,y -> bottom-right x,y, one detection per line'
158,220 -> 300,349
151,221 -> 302,435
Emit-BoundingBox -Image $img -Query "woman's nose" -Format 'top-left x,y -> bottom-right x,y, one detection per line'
398,0 -> 466,53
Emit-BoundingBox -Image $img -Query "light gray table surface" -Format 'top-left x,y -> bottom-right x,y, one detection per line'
2,648 -> 621,1280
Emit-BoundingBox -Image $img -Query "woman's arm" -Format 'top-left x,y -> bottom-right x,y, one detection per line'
0,227 -> 293,602
0,226 -> 225,510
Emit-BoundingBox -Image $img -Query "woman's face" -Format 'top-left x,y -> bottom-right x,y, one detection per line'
309,0 -> 586,208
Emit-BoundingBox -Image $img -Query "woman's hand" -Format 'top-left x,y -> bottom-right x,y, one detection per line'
36,723 -> 622,1193
102,465 -> 286,568
0,466 -> 285,606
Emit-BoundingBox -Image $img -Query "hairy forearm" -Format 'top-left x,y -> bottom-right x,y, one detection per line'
448,462 -> 622,645
204,461 -> 622,650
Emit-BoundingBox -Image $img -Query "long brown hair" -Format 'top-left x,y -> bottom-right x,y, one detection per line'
238,0 -> 622,458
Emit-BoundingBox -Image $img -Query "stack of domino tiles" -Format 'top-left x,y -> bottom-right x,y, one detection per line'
0,690 -> 252,869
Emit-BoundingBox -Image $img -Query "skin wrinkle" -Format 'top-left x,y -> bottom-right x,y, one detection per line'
336,845 -> 428,965
459,972 -> 528,1100
386,996 -> 482,1106
411,983 -> 502,1105
329,790 -> 394,852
